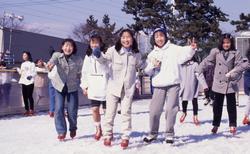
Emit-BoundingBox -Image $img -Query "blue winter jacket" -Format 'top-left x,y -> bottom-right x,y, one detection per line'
244,69 -> 250,95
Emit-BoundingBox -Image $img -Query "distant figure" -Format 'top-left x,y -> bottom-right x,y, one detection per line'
17,51 -> 36,116
0,61 -> 12,106
179,55 -> 208,126
203,65 -> 215,105
48,48 -> 56,118
34,59 -> 48,105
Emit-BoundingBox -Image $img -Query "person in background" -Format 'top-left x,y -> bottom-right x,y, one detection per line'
179,55 -> 208,126
47,38 -> 82,141
203,65 -> 215,106
0,61 -> 12,107
48,49 -> 56,118
34,59 -> 48,105
80,32 -> 109,140
17,51 -> 36,116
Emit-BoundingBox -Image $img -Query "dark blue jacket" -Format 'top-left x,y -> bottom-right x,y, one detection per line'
244,69 -> 250,95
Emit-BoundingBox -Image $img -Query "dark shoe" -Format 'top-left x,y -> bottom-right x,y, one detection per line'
120,139 -> 129,149
94,126 -> 102,140
24,111 -> 29,116
211,126 -> 218,134
49,112 -> 54,118
29,110 -> 34,116
70,130 -> 76,139
230,127 -> 236,135
58,133 -> 66,141
193,115 -> 200,126
165,137 -> 174,144
204,99 -> 210,105
236,101 -> 239,106
143,134 -> 157,143
117,110 -> 121,114
180,113 -> 187,123
104,138 -> 112,146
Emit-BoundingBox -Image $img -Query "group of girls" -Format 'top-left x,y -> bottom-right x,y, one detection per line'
17,27 -> 247,148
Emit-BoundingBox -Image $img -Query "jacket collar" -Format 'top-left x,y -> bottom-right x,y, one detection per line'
218,49 -> 237,65
154,41 -> 171,51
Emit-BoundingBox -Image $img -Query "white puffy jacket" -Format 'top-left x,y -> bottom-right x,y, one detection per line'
146,41 -> 195,87
80,54 -> 109,101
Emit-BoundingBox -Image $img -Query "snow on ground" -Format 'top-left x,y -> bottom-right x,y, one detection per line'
1,95 -> 250,154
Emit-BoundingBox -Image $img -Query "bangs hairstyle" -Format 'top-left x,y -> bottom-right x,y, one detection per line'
86,35 -> 106,56
115,29 -> 139,53
22,51 -> 33,62
218,33 -> 236,51
152,30 -> 168,47
61,38 -> 77,54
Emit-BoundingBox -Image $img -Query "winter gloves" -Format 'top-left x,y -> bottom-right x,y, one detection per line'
93,47 -> 101,58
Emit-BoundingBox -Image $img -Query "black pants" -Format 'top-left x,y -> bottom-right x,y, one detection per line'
182,98 -> 198,115
204,87 -> 215,100
22,84 -> 34,111
213,92 -> 237,127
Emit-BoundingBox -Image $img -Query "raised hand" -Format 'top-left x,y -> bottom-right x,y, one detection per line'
93,47 -> 101,58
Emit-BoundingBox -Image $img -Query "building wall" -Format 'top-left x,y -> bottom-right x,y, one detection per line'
2,28 -> 87,63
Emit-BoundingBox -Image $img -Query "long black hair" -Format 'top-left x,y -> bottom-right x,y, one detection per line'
218,33 -> 236,51
60,38 -> 77,55
86,34 -> 105,56
22,51 -> 33,62
115,29 -> 139,53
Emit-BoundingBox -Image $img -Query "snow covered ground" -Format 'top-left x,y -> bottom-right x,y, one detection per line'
1,95 -> 250,154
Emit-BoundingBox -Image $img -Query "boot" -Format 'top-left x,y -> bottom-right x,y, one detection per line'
229,127 -> 236,135
24,110 -> 29,116
29,110 -> 34,116
242,116 -> 250,125
58,133 -> 66,141
104,138 -> 112,146
165,136 -> 174,144
143,134 -> 157,143
204,98 -> 210,106
94,126 -> 102,140
48,112 -> 54,118
70,130 -> 76,139
120,139 -> 129,149
180,113 -> 187,123
193,115 -> 200,126
211,126 -> 218,134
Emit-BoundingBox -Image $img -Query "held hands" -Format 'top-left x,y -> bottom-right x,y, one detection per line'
92,47 -> 101,58
47,63 -> 55,71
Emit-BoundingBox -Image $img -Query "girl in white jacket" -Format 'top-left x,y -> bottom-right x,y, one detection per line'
80,33 -> 109,141
143,28 -> 197,144
17,51 -> 36,116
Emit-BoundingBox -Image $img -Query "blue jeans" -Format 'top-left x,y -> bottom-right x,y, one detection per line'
54,87 -> 79,134
49,80 -> 56,112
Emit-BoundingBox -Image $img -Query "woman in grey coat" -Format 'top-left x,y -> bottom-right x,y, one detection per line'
197,33 -> 242,134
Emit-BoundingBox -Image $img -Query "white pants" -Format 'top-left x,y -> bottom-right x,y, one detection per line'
103,90 -> 133,140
